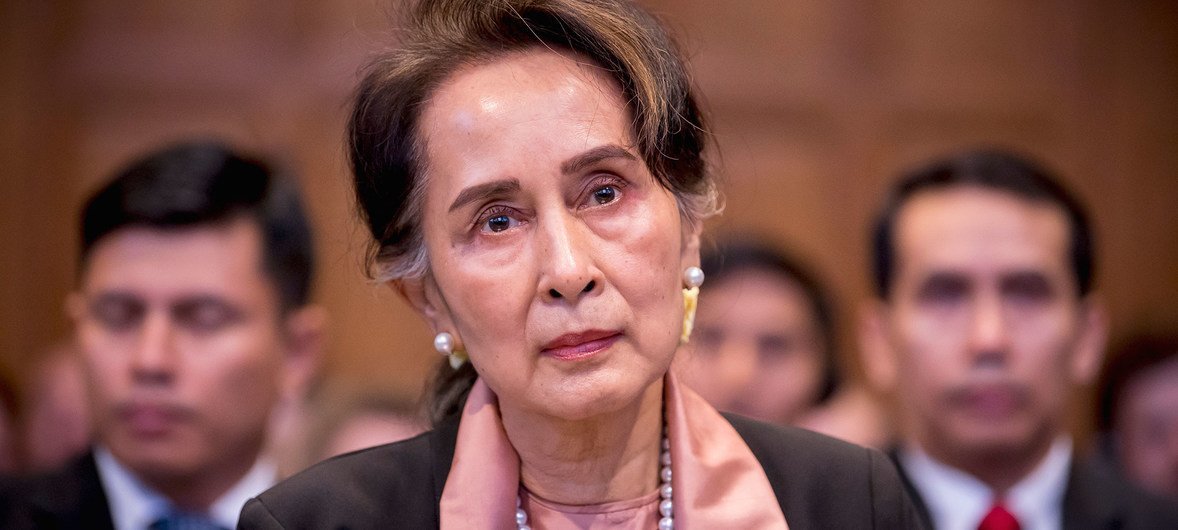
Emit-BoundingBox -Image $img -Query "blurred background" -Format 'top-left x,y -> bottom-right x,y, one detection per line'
2,0 -> 1176,444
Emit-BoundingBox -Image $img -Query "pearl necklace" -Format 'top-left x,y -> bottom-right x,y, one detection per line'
514,430 -> 673,530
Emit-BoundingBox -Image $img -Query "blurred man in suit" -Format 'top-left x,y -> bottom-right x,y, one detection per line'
1,141 -> 323,529
861,149 -> 1178,530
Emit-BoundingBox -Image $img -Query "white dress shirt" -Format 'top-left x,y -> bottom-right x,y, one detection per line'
898,437 -> 1072,530
93,446 -> 276,530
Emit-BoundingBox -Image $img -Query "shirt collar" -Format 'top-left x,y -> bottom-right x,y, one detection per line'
93,446 -> 277,530
1007,438 -> 1072,530
899,438 -> 1072,530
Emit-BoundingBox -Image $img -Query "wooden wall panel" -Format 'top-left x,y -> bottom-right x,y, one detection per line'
1,1 -> 1175,426
1,1 -> 77,394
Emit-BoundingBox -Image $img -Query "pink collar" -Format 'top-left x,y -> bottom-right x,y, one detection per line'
439,373 -> 788,529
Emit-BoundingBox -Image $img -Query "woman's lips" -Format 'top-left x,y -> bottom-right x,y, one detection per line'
541,330 -> 622,361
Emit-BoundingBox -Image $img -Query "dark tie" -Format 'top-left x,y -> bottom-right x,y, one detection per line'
977,502 -> 1021,530
148,512 -> 230,530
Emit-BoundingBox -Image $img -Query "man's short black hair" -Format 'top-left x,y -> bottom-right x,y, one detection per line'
870,148 -> 1094,299
701,238 -> 841,404
79,140 -> 315,311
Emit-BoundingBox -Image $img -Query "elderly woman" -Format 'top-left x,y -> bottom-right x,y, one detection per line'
240,0 -> 920,528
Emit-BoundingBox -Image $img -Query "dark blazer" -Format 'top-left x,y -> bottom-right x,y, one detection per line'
0,452 -> 116,530
241,414 -> 925,529
890,449 -> 1178,530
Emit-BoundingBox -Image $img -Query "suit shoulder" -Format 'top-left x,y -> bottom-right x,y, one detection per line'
727,413 -> 874,473
244,429 -> 445,529
0,453 -> 113,530
726,414 -> 924,529
1065,459 -> 1178,529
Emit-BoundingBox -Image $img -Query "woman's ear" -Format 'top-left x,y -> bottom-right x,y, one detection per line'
680,220 -> 703,270
392,274 -> 455,334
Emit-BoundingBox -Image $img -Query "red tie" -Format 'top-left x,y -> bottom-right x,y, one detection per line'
977,503 -> 1021,530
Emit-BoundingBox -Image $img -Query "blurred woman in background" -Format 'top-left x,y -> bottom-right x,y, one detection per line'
678,239 -> 889,447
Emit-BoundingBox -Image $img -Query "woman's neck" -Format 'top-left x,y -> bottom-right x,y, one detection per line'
500,380 -> 664,505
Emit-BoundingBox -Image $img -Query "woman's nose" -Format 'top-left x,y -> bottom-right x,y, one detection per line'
537,212 -> 601,303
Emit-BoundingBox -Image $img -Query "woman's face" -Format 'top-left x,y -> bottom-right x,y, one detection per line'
409,49 -> 699,421
678,269 -> 827,425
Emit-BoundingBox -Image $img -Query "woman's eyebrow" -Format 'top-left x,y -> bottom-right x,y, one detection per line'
560,144 -> 637,175
448,179 -> 521,213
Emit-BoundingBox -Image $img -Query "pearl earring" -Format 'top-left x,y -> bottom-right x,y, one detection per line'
434,332 -> 454,356
681,266 -> 704,344
433,331 -> 468,369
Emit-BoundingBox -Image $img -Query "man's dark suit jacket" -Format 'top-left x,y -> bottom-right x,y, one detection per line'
0,452 -> 115,530
241,414 -> 925,529
890,450 -> 1178,530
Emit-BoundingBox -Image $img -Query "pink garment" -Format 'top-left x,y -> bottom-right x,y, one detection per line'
439,373 -> 788,529
666,372 -> 789,529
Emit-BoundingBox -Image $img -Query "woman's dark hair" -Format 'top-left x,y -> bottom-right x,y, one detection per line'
699,239 -> 841,405
347,0 -> 717,425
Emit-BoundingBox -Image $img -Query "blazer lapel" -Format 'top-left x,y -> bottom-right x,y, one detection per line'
887,447 -> 936,530
1061,460 -> 1123,530
429,415 -> 461,507
25,451 -> 116,530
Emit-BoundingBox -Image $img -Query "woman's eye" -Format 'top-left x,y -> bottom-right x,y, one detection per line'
478,209 -> 520,233
486,214 -> 512,232
592,185 -> 618,205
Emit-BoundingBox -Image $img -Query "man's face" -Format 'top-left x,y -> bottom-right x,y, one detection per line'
71,218 -> 295,484
873,186 -> 1102,462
